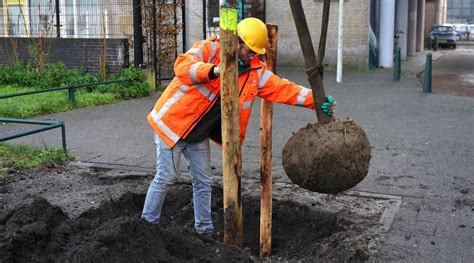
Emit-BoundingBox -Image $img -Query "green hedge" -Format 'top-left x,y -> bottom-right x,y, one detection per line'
0,62 -> 150,100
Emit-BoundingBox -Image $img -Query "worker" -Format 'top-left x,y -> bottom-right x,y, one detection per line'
141,17 -> 336,239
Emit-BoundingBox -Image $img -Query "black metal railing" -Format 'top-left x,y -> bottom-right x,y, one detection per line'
0,118 -> 67,153
0,80 -> 129,109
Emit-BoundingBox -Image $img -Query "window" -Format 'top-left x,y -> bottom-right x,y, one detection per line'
29,0 -> 56,37
7,6 -> 26,36
76,0 -> 100,37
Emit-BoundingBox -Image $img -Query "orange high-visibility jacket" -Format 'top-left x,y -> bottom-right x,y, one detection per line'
147,36 -> 315,148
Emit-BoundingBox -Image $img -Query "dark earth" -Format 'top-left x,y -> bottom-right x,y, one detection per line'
283,118 -> 371,194
0,165 -> 386,262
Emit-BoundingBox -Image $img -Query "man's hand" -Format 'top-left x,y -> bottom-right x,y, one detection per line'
321,95 -> 336,116
209,65 -> 220,80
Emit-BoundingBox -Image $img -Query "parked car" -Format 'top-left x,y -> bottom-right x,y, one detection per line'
453,24 -> 467,40
467,25 -> 474,40
430,25 -> 457,48
453,24 -> 470,40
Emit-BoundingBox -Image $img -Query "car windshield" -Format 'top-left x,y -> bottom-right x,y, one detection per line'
433,26 -> 453,32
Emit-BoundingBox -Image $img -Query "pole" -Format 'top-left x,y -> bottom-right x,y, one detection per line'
220,0 -> 242,248
423,53 -> 432,93
203,0 -> 207,39
393,47 -> 401,81
378,0 -> 395,68
55,0 -> 61,37
336,0 -> 343,83
416,0 -> 425,52
152,0 -> 158,85
407,0 -> 417,56
60,122 -> 67,154
260,24 -> 277,258
67,86 -> 75,109
133,0 -> 143,67
182,1 -> 186,53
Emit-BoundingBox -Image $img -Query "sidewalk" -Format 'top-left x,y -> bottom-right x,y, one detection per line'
401,49 -> 445,76
1,51 -> 473,261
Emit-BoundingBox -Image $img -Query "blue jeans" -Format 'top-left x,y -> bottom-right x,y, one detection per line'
141,133 -> 214,234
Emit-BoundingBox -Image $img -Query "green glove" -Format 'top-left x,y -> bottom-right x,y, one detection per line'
321,95 -> 336,117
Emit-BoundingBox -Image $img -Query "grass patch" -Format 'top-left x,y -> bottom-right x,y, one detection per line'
0,170 -> 8,181
0,143 -> 72,177
0,85 -> 117,118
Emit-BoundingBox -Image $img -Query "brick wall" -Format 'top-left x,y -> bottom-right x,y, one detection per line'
266,0 -> 369,68
425,2 -> 437,38
0,38 -> 129,74
184,0 -> 370,68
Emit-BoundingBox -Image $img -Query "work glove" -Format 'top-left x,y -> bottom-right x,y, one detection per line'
209,65 -> 220,80
213,66 -> 220,77
321,95 -> 336,117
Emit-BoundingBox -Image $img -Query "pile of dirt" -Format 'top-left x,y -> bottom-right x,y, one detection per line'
0,166 -> 382,262
0,194 -> 253,262
283,118 -> 371,194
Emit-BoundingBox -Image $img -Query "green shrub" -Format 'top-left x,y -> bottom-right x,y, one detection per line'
0,62 -> 150,118
107,67 -> 151,99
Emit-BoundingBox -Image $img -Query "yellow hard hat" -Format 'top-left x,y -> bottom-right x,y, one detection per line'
237,17 -> 268,55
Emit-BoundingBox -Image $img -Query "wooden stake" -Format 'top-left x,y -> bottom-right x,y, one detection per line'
219,1 -> 243,248
259,24 -> 278,258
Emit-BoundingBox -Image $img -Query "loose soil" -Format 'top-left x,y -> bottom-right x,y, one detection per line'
283,118 -> 371,194
1,164 -> 386,262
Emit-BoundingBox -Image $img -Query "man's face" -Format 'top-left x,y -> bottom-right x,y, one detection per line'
238,40 -> 256,66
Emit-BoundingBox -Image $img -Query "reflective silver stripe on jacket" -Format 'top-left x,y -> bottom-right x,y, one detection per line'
150,85 -> 190,143
187,41 -> 205,61
196,84 -> 217,101
258,69 -> 273,90
296,86 -> 311,106
190,62 -> 204,84
242,100 -> 253,110
208,41 -> 218,63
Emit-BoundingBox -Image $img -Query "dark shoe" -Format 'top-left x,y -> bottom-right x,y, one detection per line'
198,233 -> 214,243
141,218 -> 160,226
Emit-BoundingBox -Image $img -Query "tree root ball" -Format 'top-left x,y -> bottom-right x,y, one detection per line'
282,118 -> 371,194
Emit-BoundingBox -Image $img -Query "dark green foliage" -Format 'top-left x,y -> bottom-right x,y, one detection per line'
0,62 -> 98,89
0,62 -> 150,118
107,67 -> 151,99
0,62 -> 150,99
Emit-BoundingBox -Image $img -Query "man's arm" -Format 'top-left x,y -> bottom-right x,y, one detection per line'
173,39 -> 218,85
256,67 -> 314,108
256,67 -> 336,116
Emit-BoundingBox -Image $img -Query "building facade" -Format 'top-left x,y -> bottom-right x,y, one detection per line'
186,0 -> 370,68
447,0 -> 474,23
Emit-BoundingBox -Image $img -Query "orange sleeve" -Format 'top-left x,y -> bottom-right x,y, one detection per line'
256,67 -> 315,109
174,39 -> 216,85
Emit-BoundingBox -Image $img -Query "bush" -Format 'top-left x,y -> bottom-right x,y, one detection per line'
107,67 -> 151,99
0,62 -> 150,99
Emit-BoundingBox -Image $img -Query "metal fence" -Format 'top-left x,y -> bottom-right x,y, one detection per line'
0,0 -> 133,39
141,0 -> 184,82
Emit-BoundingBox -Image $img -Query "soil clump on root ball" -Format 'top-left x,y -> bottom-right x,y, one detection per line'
282,118 -> 371,194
